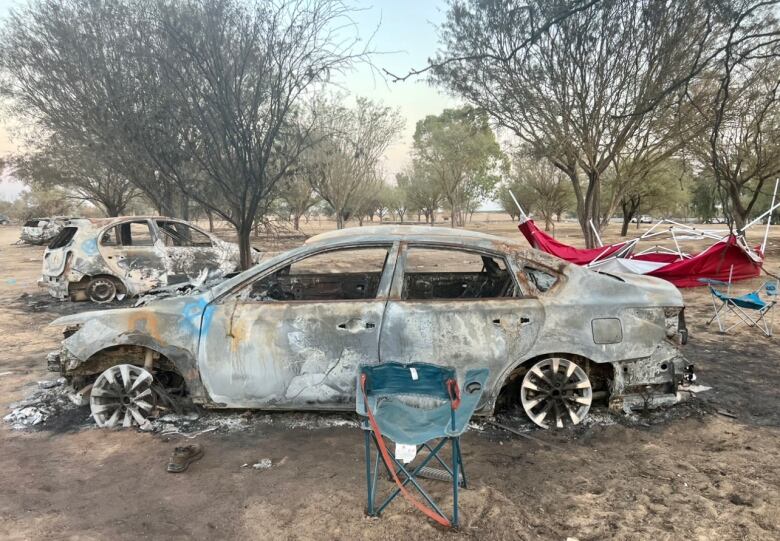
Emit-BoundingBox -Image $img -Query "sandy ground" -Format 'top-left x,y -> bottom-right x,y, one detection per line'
1,217 -> 780,540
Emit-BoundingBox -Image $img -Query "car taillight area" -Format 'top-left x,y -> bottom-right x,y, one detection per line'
664,306 -> 688,345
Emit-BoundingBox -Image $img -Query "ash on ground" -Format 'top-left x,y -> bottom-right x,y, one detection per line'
148,410 -> 360,437
3,379 -> 91,430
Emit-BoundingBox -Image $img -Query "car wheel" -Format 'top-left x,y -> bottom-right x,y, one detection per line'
90,364 -> 155,428
520,357 -> 592,429
86,277 -> 117,303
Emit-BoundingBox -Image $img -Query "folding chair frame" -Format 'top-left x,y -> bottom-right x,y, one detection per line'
707,283 -> 777,337
364,430 -> 467,527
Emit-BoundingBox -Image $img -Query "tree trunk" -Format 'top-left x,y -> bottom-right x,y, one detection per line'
293,214 -> 300,230
544,216 -> 552,231
336,212 -> 344,229
206,209 -> 214,232
576,171 -> 601,248
238,224 -> 253,270
620,216 -> 631,236
620,197 -> 640,236
180,192 -> 190,222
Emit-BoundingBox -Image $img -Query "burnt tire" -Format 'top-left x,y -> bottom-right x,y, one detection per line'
86,277 -> 117,303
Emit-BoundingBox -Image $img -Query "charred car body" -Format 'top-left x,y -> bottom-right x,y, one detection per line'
39,216 -> 248,303
21,216 -> 71,245
48,226 -> 694,429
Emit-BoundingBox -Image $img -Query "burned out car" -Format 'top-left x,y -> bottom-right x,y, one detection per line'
20,216 -> 71,244
39,216 -> 248,303
48,226 -> 693,429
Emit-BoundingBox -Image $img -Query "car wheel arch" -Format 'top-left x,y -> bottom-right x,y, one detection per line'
488,352 -> 614,414
77,340 -> 208,402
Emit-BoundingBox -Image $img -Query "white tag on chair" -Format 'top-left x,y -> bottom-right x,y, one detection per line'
409,367 -> 418,381
395,443 -> 417,464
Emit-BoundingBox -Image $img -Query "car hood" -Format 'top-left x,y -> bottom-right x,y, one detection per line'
50,292 -> 212,328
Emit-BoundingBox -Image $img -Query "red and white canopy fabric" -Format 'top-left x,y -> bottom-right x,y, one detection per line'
518,219 -> 763,288
518,220 -> 630,265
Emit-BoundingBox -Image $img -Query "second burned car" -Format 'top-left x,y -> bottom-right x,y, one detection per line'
48,226 -> 694,429
39,216 -> 251,303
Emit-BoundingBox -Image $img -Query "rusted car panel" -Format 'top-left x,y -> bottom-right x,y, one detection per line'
38,216 -> 247,302
49,225 -> 694,427
20,217 -> 70,245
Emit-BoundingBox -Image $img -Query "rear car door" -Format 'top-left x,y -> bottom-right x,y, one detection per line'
379,243 -> 545,393
154,220 -> 222,284
198,243 -> 398,409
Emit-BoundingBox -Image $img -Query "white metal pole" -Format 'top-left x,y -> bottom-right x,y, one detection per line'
589,220 -> 604,247
508,190 -> 528,221
761,178 -> 778,254
741,201 -> 780,232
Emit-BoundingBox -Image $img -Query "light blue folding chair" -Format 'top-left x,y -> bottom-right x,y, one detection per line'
356,362 -> 488,528
700,278 -> 778,336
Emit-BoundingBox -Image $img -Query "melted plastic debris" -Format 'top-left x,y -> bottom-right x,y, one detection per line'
3,379 -> 84,429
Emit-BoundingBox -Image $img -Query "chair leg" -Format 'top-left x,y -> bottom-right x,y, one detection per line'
454,437 -> 468,489
452,437 -> 459,528
365,430 -> 374,516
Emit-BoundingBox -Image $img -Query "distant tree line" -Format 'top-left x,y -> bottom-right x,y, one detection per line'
2,0 -> 779,255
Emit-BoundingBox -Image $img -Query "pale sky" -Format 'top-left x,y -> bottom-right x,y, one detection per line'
0,0 -> 461,201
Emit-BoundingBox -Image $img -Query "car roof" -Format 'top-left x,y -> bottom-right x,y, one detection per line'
63,216 -> 190,228
304,225 -> 524,251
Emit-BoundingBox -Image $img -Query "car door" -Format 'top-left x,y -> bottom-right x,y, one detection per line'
154,219 -> 223,284
98,220 -> 167,292
379,243 -> 545,393
197,242 -> 399,409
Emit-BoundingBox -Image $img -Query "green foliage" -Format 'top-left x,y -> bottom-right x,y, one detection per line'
500,156 -> 574,230
4,188 -> 74,221
412,106 -> 505,226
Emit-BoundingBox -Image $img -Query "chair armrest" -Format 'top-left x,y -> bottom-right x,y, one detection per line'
699,278 -> 728,286
449,368 -> 489,436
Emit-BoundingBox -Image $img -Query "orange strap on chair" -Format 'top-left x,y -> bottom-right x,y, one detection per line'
360,374 -> 451,528
447,379 -> 461,410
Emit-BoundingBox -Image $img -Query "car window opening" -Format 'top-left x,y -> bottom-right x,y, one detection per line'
48,227 -> 78,249
240,247 -> 391,302
156,221 -> 212,247
109,221 -> 155,247
522,266 -> 557,292
402,248 -> 517,300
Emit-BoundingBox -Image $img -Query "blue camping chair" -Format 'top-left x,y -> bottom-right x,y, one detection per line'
699,278 -> 778,336
356,362 -> 488,528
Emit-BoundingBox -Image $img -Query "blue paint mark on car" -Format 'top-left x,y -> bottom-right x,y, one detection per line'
81,238 -> 99,256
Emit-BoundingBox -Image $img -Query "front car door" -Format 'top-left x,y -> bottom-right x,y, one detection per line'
198,242 -> 398,409
379,243 -> 545,405
98,219 -> 167,293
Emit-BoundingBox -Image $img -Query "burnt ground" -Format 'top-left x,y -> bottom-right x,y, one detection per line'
1,220 -> 780,540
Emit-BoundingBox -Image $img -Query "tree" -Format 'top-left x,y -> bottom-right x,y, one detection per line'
397,167 -> 441,224
692,54 -> 780,229
608,158 -> 692,235
506,156 -> 574,231
10,187 -> 74,221
412,107 -> 504,227
0,0 -> 193,217
431,0 -> 714,246
308,97 -> 403,229
13,138 -> 141,217
277,172 -> 319,231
